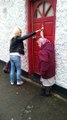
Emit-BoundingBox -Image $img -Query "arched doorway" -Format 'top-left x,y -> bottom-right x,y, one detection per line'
28,0 -> 57,75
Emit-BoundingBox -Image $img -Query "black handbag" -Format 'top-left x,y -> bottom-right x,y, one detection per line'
3,61 -> 11,73
3,61 -> 17,73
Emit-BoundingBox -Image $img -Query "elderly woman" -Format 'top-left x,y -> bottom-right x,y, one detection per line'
37,30 -> 56,96
9,27 -> 41,85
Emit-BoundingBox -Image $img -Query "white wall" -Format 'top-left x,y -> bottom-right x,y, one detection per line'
55,0 -> 67,89
0,0 -> 67,89
0,0 -> 28,72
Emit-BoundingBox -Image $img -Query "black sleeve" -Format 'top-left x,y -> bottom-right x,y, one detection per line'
16,31 -> 36,42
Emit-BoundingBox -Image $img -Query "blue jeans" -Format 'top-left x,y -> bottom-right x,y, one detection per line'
10,55 -> 21,83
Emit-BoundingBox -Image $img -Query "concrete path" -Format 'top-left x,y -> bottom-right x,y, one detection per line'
0,62 -> 67,120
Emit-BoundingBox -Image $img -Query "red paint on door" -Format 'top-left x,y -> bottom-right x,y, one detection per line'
27,0 -> 57,75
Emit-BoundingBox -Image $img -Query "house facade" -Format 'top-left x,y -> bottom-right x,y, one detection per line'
0,0 -> 67,89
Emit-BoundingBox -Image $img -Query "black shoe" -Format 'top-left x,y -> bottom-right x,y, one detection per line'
45,87 -> 52,96
40,87 -> 52,96
40,88 -> 45,96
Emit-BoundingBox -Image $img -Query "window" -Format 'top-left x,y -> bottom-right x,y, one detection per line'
34,2 -> 54,18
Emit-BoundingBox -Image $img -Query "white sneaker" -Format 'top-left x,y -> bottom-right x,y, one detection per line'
10,82 -> 14,85
17,81 -> 23,85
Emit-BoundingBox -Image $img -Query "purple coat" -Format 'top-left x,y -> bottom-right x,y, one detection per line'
38,41 -> 56,79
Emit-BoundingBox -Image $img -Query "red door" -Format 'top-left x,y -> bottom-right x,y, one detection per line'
28,0 -> 56,75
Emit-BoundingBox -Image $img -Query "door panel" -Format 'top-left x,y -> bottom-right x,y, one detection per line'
45,22 -> 53,36
31,0 -> 56,74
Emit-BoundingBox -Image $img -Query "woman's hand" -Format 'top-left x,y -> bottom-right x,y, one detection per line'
40,30 -> 44,38
35,29 -> 41,33
35,26 -> 44,33
41,26 -> 44,31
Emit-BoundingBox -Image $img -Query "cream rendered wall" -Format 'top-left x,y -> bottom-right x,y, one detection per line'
55,0 -> 67,89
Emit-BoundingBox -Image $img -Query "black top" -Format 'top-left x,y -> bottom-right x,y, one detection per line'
10,31 -> 36,54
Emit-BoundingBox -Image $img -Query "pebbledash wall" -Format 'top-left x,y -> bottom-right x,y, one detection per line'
55,0 -> 67,89
0,0 -> 67,89
0,0 -> 28,71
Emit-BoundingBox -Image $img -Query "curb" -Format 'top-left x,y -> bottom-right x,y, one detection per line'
21,75 -> 67,102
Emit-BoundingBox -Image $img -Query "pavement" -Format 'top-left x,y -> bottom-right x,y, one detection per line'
0,62 -> 67,120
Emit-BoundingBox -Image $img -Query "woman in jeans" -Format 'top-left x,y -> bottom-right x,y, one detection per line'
10,27 -> 41,85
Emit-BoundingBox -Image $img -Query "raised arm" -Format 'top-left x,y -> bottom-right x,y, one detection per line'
16,29 -> 41,42
40,26 -> 44,38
